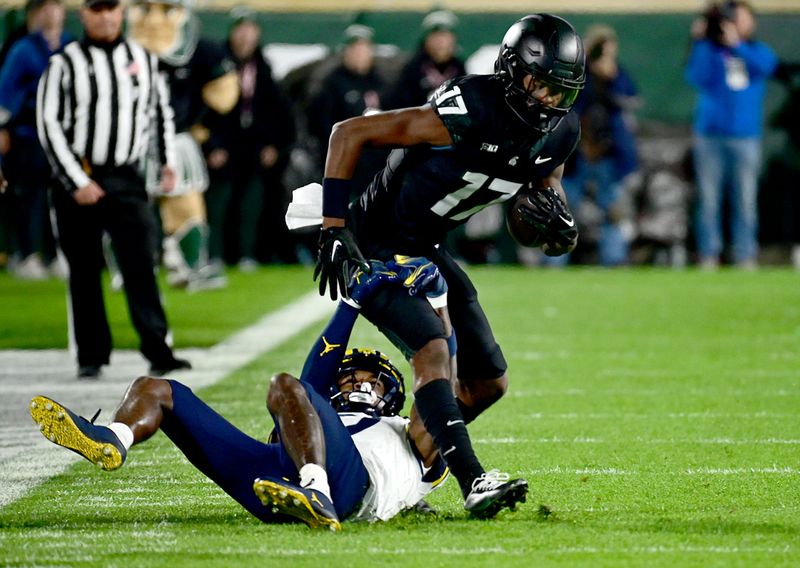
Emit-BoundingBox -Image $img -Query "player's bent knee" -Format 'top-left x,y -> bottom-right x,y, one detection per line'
460,372 -> 508,408
480,373 -> 508,403
493,373 -> 509,401
267,372 -> 303,412
131,376 -> 173,403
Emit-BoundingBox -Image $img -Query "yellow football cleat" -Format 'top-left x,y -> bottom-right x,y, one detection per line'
29,395 -> 126,471
253,477 -> 341,532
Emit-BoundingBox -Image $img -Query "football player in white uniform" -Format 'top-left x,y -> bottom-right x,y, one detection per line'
29,257 -> 485,530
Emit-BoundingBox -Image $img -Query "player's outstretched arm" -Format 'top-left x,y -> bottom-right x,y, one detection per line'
324,106 -> 453,187
302,261 -> 399,393
314,107 -> 453,301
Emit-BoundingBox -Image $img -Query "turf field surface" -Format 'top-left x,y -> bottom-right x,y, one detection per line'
0,266 -> 313,349
0,267 -> 798,566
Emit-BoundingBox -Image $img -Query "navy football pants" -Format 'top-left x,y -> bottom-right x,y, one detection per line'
161,380 -> 370,522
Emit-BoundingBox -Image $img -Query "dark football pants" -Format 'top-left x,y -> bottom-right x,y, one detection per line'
51,167 -> 174,367
162,380 -> 370,522
360,246 -> 507,382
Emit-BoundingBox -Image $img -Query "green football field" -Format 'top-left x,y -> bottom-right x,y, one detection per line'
1,267 -> 798,566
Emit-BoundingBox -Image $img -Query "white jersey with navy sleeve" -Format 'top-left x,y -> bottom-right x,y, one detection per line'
338,412 -> 448,522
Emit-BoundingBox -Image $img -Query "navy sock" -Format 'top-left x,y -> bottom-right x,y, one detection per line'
414,379 -> 484,498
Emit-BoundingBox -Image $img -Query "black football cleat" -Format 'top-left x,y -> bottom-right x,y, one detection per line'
29,396 -> 126,470
464,470 -> 528,519
77,365 -> 102,380
148,357 -> 192,377
253,477 -> 341,531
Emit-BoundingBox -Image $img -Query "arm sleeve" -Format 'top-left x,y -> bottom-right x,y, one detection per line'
298,302 -> 360,396
685,40 -> 714,89
151,54 -> 176,168
732,41 -> 778,79
36,55 -> 90,191
0,43 -> 27,125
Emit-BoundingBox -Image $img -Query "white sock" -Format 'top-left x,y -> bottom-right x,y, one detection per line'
107,422 -> 134,451
299,463 -> 332,502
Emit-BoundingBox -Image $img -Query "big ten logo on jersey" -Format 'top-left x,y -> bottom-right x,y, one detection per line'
434,85 -> 467,115
431,171 -> 521,221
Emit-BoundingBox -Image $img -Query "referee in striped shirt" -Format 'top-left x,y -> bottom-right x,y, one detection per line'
37,0 -> 190,379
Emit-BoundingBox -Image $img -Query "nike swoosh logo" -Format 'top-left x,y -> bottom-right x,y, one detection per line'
404,262 -> 433,287
535,156 -> 552,164
330,240 -> 342,261
446,419 -> 464,427
558,215 -> 575,227
443,446 -> 457,456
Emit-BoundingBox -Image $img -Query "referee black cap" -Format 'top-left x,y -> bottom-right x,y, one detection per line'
83,0 -> 120,7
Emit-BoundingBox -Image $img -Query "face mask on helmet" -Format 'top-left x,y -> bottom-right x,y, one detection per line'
329,349 -> 406,417
495,14 -> 586,133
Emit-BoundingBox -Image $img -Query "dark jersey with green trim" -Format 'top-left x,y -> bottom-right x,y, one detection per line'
351,74 -> 580,256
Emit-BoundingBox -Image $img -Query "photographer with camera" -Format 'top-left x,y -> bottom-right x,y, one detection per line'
686,1 -> 777,270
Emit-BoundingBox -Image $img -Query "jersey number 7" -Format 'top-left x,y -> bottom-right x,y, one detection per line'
431,172 -> 522,221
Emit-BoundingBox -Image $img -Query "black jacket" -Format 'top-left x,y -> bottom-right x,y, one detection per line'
204,43 -> 296,171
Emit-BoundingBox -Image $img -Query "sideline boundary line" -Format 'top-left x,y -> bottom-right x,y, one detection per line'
0,292 -> 334,508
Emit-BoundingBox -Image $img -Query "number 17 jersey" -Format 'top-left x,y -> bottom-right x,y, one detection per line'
351,73 -> 580,257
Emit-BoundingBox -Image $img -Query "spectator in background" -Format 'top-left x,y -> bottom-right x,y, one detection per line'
767,62 -> 800,269
686,0 -> 777,270
0,0 -> 47,271
387,9 -> 466,109
549,24 -> 641,266
0,0 -> 45,67
0,0 -> 69,279
204,9 -> 295,269
308,24 -> 387,195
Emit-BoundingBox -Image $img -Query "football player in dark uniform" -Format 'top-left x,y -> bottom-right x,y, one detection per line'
313,14 -> 585,516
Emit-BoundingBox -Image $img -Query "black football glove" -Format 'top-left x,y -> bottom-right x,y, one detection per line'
517,187 -> 578,256
313,226 -> 370,301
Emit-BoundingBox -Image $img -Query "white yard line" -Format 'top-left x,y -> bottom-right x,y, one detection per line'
474,436 -> 800,445
0,292 -> 334,508
200,545 -> 793,557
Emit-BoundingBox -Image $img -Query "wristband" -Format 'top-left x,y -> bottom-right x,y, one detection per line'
322,177 -> 351,219
447,329 -> 458,357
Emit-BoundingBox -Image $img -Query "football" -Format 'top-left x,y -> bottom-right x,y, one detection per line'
506,189 -> 546,247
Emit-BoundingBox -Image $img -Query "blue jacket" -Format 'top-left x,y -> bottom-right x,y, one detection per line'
685,38 -> 778,138
0,31 -> 69,139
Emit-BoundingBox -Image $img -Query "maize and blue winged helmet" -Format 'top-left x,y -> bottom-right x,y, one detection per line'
330,349 -> 406,417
